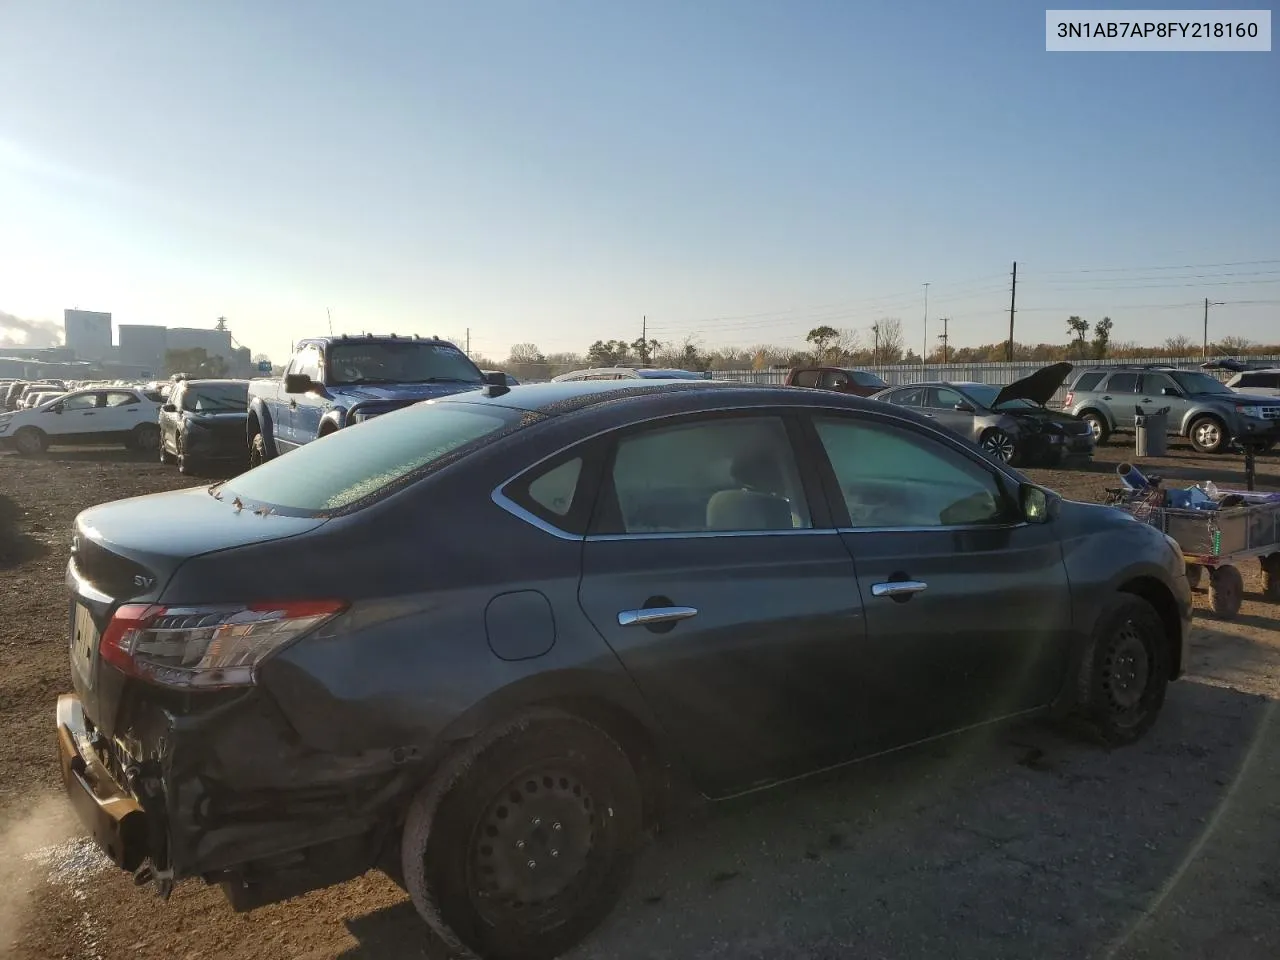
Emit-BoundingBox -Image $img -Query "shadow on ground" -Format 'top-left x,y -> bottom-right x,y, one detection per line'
0,494 -> 48,569
337,678 -> 1279,960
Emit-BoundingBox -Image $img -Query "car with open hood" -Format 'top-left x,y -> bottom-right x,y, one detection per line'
871,362 -> 1094,466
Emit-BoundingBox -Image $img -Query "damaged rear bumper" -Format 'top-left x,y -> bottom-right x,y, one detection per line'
56,693 -> 149,872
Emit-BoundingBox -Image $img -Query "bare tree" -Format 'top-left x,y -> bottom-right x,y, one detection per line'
1161,335 -> 1194,357
874,317 -> 905,364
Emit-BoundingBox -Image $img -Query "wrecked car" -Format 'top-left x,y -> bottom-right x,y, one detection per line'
871,362 -> 1095,466
57,378 -> 1188,959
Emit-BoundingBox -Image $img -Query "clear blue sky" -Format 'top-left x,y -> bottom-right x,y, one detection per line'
1,0 -> 1276,362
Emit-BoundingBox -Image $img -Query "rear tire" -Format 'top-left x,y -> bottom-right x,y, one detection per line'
1185,563 -> 1203,590
1071,594 -> 1170,746
13,427 -> 48,455
1209,564 -> 1244,619
1080,411 -> 1110,445
401,710 -> 643,960
130,423 -> 160,452
1189,415 -> 1229,455
176,439 -> 199,476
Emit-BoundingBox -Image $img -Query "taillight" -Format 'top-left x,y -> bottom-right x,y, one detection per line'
1063,391 -> 1074,407
99,600 -> 346,689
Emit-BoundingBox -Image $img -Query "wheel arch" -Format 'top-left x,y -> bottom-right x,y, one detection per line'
1116,575 -> 1184,679
423,672 -> 674,829
1077,407 -> 1111,429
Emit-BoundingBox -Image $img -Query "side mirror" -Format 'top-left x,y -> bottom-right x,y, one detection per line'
954,402 -> 975,413
1161,387 -> 1179,397
161,403 -> 177,413
284,373 -> 315,394
1021,484 -> 1057,524
483,371 -> 508,387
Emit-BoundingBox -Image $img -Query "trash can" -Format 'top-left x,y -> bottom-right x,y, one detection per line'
1134,406 -> 1169,457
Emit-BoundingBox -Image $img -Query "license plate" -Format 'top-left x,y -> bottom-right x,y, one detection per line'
71,603 -> 100,690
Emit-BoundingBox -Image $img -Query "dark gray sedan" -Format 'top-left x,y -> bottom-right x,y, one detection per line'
873,362 -> 1095,466
56,380 -> 1189,960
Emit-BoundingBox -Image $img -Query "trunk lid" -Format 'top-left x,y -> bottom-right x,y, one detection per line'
68,486 -> 328,737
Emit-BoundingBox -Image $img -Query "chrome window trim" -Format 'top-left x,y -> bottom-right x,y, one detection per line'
489,400 -> 1023,540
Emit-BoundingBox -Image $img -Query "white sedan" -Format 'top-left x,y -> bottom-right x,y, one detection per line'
0,387 -> 163,455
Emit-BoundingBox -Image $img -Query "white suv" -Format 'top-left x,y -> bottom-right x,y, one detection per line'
0,387 -> 162,455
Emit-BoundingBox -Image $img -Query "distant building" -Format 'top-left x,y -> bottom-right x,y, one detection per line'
63,310 -> 112,360
118,324 -> 169,373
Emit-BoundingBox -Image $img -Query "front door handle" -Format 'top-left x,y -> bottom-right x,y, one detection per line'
870,580 -> 928,599
1102,395 -> 1113,400
617,606 -> 698,627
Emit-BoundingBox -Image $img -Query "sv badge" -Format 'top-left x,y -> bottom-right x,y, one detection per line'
133,575 -> 155,589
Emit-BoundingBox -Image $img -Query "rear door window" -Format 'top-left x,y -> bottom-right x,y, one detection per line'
1071,371 -> 1105,392
792,370 -> 821,387
1104,372 -> 1139,393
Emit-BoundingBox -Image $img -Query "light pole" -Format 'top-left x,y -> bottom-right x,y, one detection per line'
872,323 -> 881,366
1202,298 -> 1225,358
922,282 -> 930,368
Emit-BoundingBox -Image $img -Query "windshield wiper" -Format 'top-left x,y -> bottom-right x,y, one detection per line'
340,377 -> 400,385
405,377 -> 483,384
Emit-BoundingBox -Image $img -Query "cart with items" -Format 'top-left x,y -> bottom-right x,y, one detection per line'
1106,464 -> 1280,619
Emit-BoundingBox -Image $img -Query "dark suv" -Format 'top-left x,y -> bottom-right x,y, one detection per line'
1063,365 -> 1280,453
785,366 -> 888,397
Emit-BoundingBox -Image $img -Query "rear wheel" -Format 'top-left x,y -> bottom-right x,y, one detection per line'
13,427 -> 48,455
1209,564 -> 1244,619
979,428 -> 1016,464
1072,594 -> 1170,746
1080,411 -> 1110,445
129,423 -> 160,452
1185,563 -> 1203,590
1189,415 -> 1229,454
402,711 -> 643,960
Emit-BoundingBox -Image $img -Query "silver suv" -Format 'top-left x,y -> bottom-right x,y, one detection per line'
1063,365 -> 1280,454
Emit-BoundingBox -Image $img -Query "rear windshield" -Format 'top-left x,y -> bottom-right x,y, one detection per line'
219,401 -> 527,514
183,383 -> 247,412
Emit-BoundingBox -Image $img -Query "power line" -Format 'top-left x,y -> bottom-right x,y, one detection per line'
1031,258 -> 1280,276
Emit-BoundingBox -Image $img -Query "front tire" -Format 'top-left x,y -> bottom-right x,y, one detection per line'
1072,594 -> 1170,746
176,438 -> 199,476
1080,411 -> 1110,445
402,710 -> 643,960
1189,415 -> 1229,454
13,427 -> 48,455
980,428 -> 1016,464
248,432 -> 271,468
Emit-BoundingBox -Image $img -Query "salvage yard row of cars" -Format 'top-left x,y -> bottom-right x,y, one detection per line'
11,337 -> 1280,959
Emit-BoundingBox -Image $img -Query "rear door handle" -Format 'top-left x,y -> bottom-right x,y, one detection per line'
617,606 -> 698,627
870,580 -> 928,599
1102,395 -> 1113,400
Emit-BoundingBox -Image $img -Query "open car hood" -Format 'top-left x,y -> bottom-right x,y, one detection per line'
993,362 -> 1074,408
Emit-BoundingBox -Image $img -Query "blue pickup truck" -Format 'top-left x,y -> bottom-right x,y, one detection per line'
246,334 -> 487,465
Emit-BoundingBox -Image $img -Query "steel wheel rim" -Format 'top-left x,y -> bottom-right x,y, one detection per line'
982,431 -> 1015,462
467,766 -> 600,926
1103,620 -> 1151,715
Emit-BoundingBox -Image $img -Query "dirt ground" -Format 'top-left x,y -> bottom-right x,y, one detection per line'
2,439 -> 1279,960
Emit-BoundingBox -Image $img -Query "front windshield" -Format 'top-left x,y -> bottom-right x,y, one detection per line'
960,384 -> 1038,410
219,401 -> 526,513
184,383 -> 248,413
327,341 -> 484,386
1171,371 -> 1232,395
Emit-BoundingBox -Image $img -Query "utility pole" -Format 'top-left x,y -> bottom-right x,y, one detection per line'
922,282 -> 930,368
1006,261 -> 1017,362
937,317 -> 950,364
215,315 -> 228,332
326,307 -> 333,337
641,315 -> 647,363
466,328 -> 471,356
872,323 -> 881,365
1202,298 -> 1225,357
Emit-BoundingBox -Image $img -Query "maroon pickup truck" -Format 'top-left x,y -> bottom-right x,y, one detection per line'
784,366 -> 888,397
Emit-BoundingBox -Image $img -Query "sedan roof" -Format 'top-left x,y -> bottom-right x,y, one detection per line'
435,378 -> 877,418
